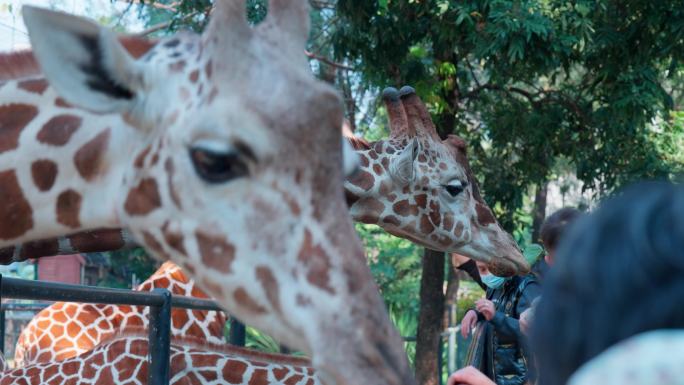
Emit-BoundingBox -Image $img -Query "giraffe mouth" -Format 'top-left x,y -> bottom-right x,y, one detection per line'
488,255 -> 529,277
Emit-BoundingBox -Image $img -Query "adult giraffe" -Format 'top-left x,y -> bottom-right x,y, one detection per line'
11,90 -> 527,368
1,89 -> 526,275
13,262 -> 227,367
0,2 -> 414,385
4,330 -> 321,385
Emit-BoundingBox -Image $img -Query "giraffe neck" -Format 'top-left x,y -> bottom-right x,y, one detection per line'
0,76 -> 142,246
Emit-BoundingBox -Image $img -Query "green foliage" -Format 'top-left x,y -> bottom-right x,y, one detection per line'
96,249 -> 158,288
332,0 -> 684,231
389,305 -> 418,367
356,223 -> 422,316
455,281 -> 485,324
245,326 -> 282,353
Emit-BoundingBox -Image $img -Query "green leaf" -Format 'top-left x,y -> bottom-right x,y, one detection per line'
523,244 -> 545,265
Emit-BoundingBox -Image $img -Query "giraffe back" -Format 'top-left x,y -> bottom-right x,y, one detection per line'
13,262 -> 226,367
4,331 -> 319,385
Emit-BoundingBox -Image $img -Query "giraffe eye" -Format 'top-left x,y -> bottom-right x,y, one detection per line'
444,181 -> 467,197
190,146 -> 249,183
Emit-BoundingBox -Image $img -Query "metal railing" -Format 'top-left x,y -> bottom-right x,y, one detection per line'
0,275 -> 461,385
0,275 -> 236,385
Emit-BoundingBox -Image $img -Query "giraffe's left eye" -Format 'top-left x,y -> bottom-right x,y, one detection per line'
444,181 -> 467,197
190,147 -> 249,183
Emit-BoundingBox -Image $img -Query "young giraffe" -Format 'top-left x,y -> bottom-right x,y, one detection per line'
1,90 -> 527,275
13,261 -> 227,367
1,3 -> 415,385
4,330 -> 321,385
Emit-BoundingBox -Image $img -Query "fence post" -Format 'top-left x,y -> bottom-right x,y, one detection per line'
447,327 -> 457,374
0,305 -> 5,355
438,337 -> 443,385
0,274 -> 3,354
148,288 -> 171,385
230,319 -> 246,346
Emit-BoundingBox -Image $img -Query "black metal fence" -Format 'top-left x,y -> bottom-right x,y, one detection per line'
0,274 -> 236,385
0,275 -> 452,385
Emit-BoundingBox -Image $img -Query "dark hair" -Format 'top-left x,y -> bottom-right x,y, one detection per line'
531,181 -> 684,385
539,207 -> 582,251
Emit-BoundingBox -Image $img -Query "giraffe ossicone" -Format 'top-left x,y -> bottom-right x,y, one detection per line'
0,2 -> 415,385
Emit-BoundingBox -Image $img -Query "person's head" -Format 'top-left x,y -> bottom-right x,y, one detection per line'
531,181 -> 684,385
475,260 -> 507,289
540,207 -> 582,265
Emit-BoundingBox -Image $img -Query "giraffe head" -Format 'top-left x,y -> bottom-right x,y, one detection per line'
346,87 -> 527,276
23,2 -> 413,385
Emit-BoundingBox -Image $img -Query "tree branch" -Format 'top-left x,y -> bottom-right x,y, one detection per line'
305,50 -> 355,71
117,0 -> 179,13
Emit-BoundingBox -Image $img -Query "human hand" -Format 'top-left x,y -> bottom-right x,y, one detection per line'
447,366 -> 495,385
519,308 -> 533,335
461,310 -> 478,338
475,299 -> 495,321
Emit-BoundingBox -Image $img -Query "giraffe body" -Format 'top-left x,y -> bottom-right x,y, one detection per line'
13,262 -> 226,367
3,331 -> 320,385
0,3 -> 416,385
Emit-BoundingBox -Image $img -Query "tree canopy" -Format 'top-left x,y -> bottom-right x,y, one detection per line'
328,0 -> 684,230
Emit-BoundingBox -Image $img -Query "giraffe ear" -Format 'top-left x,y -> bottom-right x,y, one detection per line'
23,6 -> 144,114
341,137 -> 360,178
389,138 -> 419,185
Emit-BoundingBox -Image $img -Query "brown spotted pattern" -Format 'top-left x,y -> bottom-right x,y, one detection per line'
14,262 -> 228,367
256,266 -> 282,315
31,159 -> 58,191
196,231 -> 236,274
124,178 -> 162,216
17,78 -> 49,94
234,288 -> 267,314
56,189 -> 82,228
7,331 -> 319,385
36,114 -> 81,146
0,103 -> 38,153
0,170 -> 34,239
73,128 -> 110,181
297,230 -> 335,294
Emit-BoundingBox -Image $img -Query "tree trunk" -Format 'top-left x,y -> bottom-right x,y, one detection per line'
415,249 -> 446,385
531,182 -> 548,244
444,254 -> 460,329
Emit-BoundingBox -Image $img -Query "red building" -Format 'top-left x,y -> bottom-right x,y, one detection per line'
37,254 -> 86,284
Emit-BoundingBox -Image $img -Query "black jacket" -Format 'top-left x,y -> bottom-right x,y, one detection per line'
472,274 -> 541,385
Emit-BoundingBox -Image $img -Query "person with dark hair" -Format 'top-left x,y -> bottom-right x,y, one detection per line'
460,260 -> 540,385
448,181 -> 684,385
539,207 -> 582,266
520,207 -> 582,333
531,181 -> 684,385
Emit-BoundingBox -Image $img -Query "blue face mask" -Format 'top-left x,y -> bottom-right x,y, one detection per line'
481,274 -> 506,289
